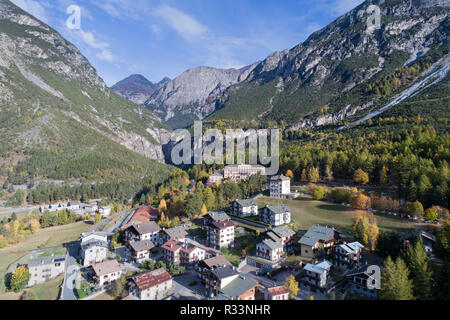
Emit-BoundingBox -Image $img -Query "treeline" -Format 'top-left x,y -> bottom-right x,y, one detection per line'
25,178 -> 160,205
134,168 -> 267,219
281,125 -> 450,209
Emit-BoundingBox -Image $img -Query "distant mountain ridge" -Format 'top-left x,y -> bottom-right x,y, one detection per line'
111,74 -> 170,105
114,0 -> 449,130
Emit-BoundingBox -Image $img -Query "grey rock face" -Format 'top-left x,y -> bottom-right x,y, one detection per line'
144,64 -> 257,122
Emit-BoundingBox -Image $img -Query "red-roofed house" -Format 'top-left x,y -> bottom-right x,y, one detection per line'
121,206 -> 159,231
128,268 -> 173,300
161,239 -> 183,264
180,244 -> 206,265
265,286 -> 290,300
162,240 -> 206,265
206,219 -> 235,250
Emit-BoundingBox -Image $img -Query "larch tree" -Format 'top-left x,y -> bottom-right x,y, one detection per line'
405,237 -> 434,300
284,275 -> 299,299
10,266 -> 31,292
353,169 -> 369,185
379,256 -> 414,300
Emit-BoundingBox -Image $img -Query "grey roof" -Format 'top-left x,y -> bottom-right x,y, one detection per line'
272,225 -> 296,238
400,230 -> 436,242
304,260 -> 332,275
220,276 -> 257,298
211,266 -> 239,280
235,199 -> 257,207
299,225 -> 335,246
131,221 -> 161,235
261,239 -> 283,251
28,255 -> 66,267
270,175 -> 290,181
264,204 -> 291,215
265,231 -> 282,243
208,211 -> 230,222
129,240 -> 155,252
81,231 -> 107,239
81,239 -> 108,250
164,226 -> 188,239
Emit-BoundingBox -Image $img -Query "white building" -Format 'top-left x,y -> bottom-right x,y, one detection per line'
99,206 -> 112,217
269,175 -> 291,199
80,232 -> 108,267
260,205 -> 291,226
265,286 -> 290,300
302,260 -> 333,289
128,268 -> 173,300
256,239 -> 284,262
206,219 -> 235,249
224,164 -> 265,181
125,221 -> 161,244
92,260 -> 123,287
231,199 -> 258,217
27,255 -> 66,287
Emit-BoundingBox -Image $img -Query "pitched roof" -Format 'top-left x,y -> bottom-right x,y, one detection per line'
220,275 -> 257,298
163,226 -> 188,239
161,239 -> 183,252
265,231 -> 282,243
131,268 -> 173,291
264,204 -> 291,215
272,225 -> 296,238
180,244 -> 203,255
267,286 -> 289,297
261,239 -> 283,251
121,206 -> 159,230
270,175 -> 290,181
199,255 -> 232,269
28,255 -> 66,268
299,225 -> 336,246
130,221 -> 161,235
129,240 -> 155,252
207,211 -> 230,222
81,231 -> 107,240
211,266 -> 239,280
81,238 -> 108,251
92,260 -> 123,276
304,260 -> 332,275
210,220 -> 235,230
235,199 -> 257,207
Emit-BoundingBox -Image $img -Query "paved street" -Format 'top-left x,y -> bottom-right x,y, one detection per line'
170,270 -> 205,300
61,242 -> 80,300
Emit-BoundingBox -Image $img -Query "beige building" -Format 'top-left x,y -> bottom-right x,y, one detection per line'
92,260 -> 123,287
298,225 -> 339,259
128,268 -> 173,300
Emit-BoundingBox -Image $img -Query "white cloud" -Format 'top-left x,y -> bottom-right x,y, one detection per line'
155,5 -> 210,42
75,30 -> 115,62
11,0 -> 50,23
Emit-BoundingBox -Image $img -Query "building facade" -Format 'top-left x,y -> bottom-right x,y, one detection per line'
27,255 -> 66,287
128,268 -> 173,300
260,205 -> 291,226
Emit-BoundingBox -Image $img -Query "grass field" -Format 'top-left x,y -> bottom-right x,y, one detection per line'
0,221 -> 91,295
0,274 -> 64,300
257,196 -> 430,234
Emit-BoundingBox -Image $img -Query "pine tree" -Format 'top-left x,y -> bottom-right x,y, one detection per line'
379,256 -> 415,300
405,237 -> 434,300
437,261 -> 450,300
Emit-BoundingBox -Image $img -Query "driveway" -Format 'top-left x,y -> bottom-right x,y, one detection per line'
61,242 -> 80,300
170,270 -> 205,300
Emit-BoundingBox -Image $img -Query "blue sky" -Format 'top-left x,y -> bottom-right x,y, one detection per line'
11,0 -> 365,86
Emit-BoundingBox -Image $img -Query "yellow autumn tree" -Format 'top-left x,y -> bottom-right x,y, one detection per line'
284,276 -> 299,299
29,219 -> 40,234
159,199 -> 167,214
285,170 -> 294,181
201,204 -> 208,216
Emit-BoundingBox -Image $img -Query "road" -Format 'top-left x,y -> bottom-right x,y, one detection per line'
61,242 -> 80,300
0,205 -> 40,216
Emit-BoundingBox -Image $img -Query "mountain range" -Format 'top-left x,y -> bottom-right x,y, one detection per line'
0,0 -> 172,185
113,0 -> 450,130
